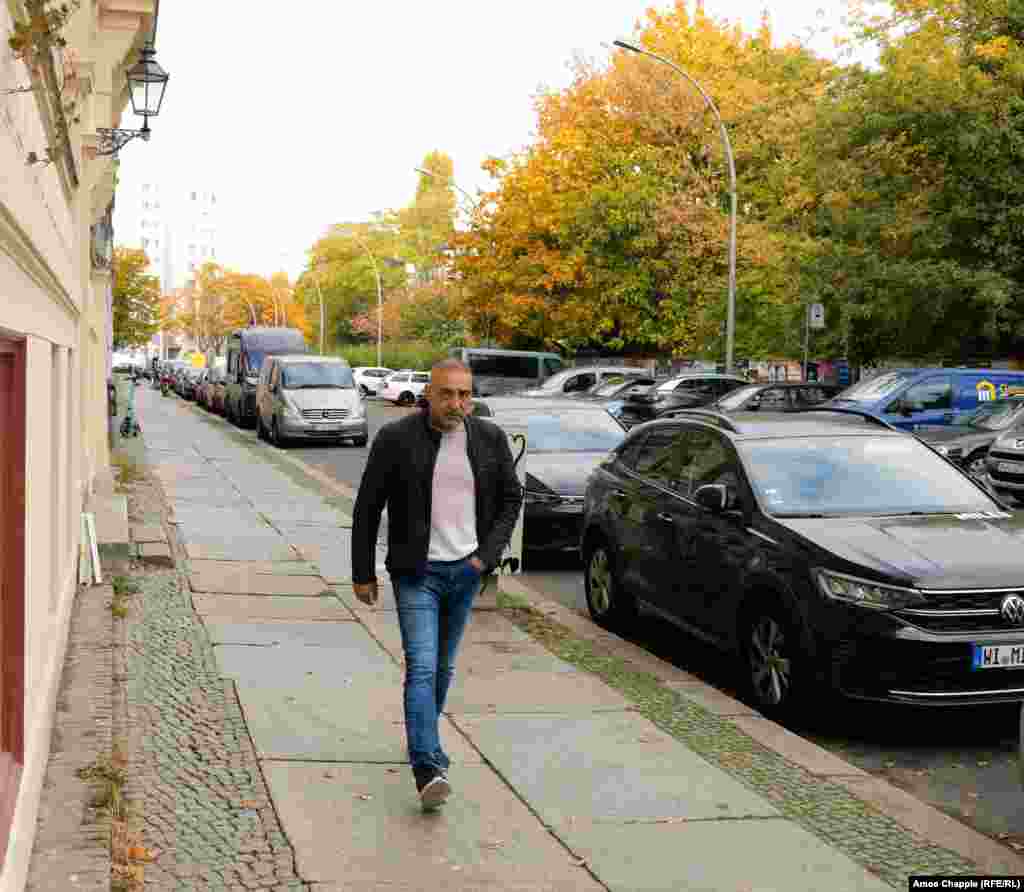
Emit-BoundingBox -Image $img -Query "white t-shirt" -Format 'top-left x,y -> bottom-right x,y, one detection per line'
427,426 -> 479,561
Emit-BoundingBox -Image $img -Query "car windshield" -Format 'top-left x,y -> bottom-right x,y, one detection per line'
962,400 -> 1024,430
495,411 -> 625,452
412,373 -> 430,383
834,372 -> 914,403
738,435 -> 996,517
281,363 -> 354,389
657,378 -> 684,393
716,385 -> 762,410
590,377 -> 632,397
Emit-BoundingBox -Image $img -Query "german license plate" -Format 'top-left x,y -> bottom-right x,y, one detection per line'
972,643 -> 1024,669
997,461 -> 1024,472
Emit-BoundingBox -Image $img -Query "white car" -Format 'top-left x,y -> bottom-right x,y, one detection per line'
352,366 -> 394,396
379,369 -> 430,406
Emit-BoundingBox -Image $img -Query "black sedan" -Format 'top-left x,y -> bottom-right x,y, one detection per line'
916,397 -> 1024,479
477,398 -> 626,553
617,374 -> 748,428
581,407 -> 1024,718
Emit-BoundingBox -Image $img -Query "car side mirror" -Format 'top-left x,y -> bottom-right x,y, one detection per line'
694,484 -> 728,512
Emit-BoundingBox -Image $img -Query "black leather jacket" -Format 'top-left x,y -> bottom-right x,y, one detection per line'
351,410 -> 523,585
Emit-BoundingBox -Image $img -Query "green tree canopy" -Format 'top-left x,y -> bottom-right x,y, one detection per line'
112,247 -> 161,348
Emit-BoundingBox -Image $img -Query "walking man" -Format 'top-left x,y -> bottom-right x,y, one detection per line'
352,359 -> 523,809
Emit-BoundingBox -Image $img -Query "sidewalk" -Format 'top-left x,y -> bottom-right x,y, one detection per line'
31,383 -> 1024,890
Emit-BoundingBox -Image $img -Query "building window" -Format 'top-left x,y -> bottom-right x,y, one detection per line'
188,244 -> 195,256
191,191 -> 197,200
210,247 -> 215,259
211,193 -> 216,204
141,237 -> 150,250
142,183 -> 150,193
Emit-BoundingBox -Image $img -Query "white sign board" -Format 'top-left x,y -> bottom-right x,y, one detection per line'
483,419 -> 527,576
809,303 -> 826,329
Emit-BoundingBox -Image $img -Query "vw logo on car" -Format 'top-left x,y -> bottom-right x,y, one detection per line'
1001,594 -> 1024,626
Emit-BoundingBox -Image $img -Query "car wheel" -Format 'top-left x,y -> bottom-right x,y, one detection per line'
741,602 -> 804,719
399,391 -> 415,407
584,539 -> 634,630
272,418 -> 287,449
966,449 -> 988,480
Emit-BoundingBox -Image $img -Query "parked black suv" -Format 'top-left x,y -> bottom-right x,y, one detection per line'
617,374 -> 748,429
581,408 -> 1024,717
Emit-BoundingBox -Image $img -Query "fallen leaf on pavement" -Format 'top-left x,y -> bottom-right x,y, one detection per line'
239,799 -> 259,809
480,840 -> 504,849
967,793 -> 979,799
572,858 -> 587,867
357,794 -> 373,801
1009,842 -> 1024,851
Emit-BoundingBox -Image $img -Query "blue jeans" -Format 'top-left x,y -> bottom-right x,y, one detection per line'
393,558 -> 481,773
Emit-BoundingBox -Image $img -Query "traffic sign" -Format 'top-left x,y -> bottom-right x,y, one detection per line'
809,304 -> 825,329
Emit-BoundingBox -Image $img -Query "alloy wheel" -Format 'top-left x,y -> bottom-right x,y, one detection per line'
967,451 -> 988,479
748,615 -> 792,708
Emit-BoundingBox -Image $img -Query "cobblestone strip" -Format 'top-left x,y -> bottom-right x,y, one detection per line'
501,606 -> 978,890
122,456 -> 309,890
26,583 -> 115,891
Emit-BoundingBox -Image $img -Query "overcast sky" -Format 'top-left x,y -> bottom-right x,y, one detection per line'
113,1 -> 855,282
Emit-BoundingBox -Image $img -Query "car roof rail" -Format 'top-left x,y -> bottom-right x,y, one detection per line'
658,408 -> 739,433
790,406 -> 899,430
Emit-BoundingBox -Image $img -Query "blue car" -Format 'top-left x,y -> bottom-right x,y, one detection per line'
828,368 -> 1024,430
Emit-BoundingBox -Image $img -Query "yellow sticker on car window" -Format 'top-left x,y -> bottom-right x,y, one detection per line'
976,380 -> 996,402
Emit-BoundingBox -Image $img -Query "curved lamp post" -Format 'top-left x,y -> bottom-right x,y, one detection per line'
350,233 -> 385,367
613,39 -> 737,374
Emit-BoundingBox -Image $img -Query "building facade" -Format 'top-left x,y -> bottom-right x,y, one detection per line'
0,2 -> 160,886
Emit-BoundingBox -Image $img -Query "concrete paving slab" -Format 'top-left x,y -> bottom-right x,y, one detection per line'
730,716 -> 870,778
164,486 -> 246,504
193,594 -> 352,622
204,621 -> 361,647
357,610 -> 534,659
555,816 -> 891,892
263,763 -> 606,890
89,496 -> 129,545
187,558 -> 320,576
662,679 -> 760,718
189,571 -> 328,597
214,624 -> 395,684
182,540 -> 299,562
457,641 -> 577,677
138,542 -> 173,561
130,524 -> 167,544
237,686 -> 480,764
456,712 -> 777,825
251,503 -> 353,527
445,670 -> 631,716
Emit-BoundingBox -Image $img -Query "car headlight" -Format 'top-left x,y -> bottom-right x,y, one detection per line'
524,473 -> 565,505
281,397 -> 300,418
814,570 -> 926,611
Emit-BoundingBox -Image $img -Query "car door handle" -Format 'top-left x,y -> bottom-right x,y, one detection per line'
657,512 -> 675,524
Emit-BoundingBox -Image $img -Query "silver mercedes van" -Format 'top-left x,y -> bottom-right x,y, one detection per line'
255,355 -> 368,448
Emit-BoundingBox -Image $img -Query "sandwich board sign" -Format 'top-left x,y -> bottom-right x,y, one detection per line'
478,416 -> 527,577
809,303 -> 826,330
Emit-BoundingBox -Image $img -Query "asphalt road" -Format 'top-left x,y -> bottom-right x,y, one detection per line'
259,397 -> 1024,853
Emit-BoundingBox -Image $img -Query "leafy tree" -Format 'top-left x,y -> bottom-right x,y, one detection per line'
453,4 -> 830,357
112,247 -> 160,348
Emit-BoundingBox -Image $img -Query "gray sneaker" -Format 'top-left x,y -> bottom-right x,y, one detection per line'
418,773 -> 451,810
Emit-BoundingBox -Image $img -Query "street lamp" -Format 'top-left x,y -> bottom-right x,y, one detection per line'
95,0 -> 169,156
349,233 -> 385,368
612,38 -> 738,374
